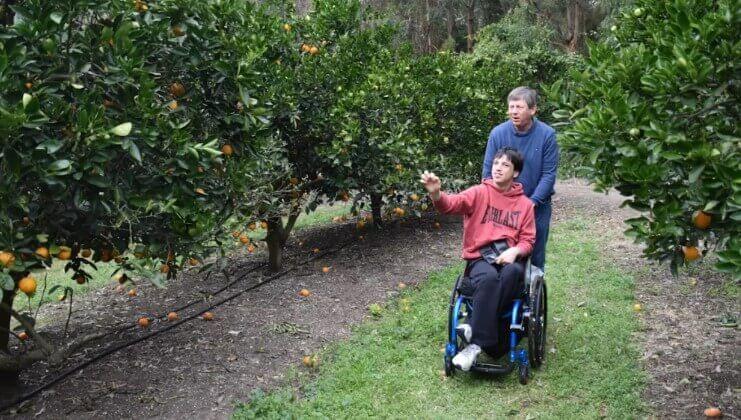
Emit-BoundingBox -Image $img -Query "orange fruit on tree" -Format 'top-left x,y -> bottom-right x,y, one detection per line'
289,177 -> 299,185
167,312 -> 178,321
100,248 -> 113,262
18,275 -> 37,295
434,222 -> 441,229
232,231 -> 240,239
221,144 -> 234,156
239,234 -> 250,244
395,164 -> 403,171
188,257 -> 199,266
24,82 -> 32,89
682,245 -> 701,261
138,317 -> 149,328
195,187 -> 207,196
18,332 -> 29,341
299,288 -> 311,297
313,248 -> 320,254
202,311 -> 214,321
172,26 -> 185,37
703,407 -> 722,417
57,246 -> 72,260
356,221 -> 365,230
168,100 -> 178,111
160,264 -> 170,274
22,216 -> 30,226
35,246 -> 50,259
410,193 -> 419,202
693,210 -> 711,229
394,207 -> 405,217
247,244 -> 255,253
260,221 -> 268,230
0,251 -> 15,268
169,82 -> 185,97
248,222 -> 257,231
300,44 -> 310,53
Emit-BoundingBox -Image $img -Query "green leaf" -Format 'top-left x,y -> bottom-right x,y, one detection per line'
50,12 -> 63,24
48,159 -> 71,172
688,165 -> 704,183
0,272 -> 14,291
128,142 -> 142,163
111,122 -> 133,136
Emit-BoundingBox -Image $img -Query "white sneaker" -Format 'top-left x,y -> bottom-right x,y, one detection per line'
456,323 -> 472,343
452,343 -> 481,371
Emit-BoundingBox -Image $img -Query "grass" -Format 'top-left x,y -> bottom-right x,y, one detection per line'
234,217 -> 648,419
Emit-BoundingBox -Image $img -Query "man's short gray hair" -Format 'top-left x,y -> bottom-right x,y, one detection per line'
507,86 -> 538,109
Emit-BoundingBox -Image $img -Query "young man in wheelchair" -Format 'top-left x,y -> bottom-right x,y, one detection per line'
421,147 -> 535,371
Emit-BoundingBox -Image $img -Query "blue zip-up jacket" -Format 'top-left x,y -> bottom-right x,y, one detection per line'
482,119 -> 559,206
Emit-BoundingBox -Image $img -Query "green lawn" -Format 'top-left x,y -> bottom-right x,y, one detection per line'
234,217 -> 648,419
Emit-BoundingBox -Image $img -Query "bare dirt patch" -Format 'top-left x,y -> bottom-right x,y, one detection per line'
1,179 -> 737,419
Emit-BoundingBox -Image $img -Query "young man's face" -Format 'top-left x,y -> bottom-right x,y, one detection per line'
507,98 -> 537,131
491,155 -> 519,185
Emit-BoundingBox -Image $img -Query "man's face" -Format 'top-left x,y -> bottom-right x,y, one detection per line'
491,155 -> 518,185
507,99 -> 537,131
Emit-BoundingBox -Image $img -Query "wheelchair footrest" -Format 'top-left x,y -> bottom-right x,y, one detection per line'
470,361 -> 514,375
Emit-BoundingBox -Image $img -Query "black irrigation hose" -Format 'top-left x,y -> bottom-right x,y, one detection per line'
0,238 -> 354,413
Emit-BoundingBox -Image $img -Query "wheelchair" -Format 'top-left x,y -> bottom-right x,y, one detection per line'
443,258 -> 547,384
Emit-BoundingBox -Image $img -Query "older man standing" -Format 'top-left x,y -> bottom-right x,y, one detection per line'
481,87 -> 559,271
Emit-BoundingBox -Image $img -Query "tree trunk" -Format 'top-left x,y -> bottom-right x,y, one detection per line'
0,0 -> 17,26
465,0 -> 476,53
265,219 -> 284,272
566,0 -> 583,53
0,288 -> 18,384
370,193 -> 384,228
445,0 -> 455,41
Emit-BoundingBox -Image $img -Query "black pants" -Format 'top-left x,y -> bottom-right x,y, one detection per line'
466,259 -> 524,353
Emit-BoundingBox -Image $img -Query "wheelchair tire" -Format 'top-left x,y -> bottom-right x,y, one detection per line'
518,363 -> 529,385
444,356 -> 455,377
527,278 -> 547,368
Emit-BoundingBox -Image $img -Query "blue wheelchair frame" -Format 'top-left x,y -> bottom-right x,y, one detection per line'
443,260 -> 546,384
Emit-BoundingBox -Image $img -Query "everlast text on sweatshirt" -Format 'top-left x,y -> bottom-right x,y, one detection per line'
433,180 -> 536,261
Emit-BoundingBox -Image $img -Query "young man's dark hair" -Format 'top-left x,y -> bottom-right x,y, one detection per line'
493,147 -> 524,174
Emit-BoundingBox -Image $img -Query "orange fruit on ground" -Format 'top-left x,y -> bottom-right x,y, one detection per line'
189,257 -> 199,266
693,211 -> 712,229
0,251 -> 15,268
115,285 -> 125,293
302,355 -> 312,367
410,193 -> 419,202
283,23 -> 291,31
221,144 -> 234,156
35,246 -> 50,259
80,248 -> 92,258
160,264 -> 170,274
394,208 -> 405,217
117,273 -> 128,284
202,311 -> 214,321
633,303 -> 642,312
57,246 -> 72,260
167,312 -> 178,321
322,266 -> 330,273
169,82 -> 185,97
703,407 -> 722,417
128,288 -> 137,297
398,282 -> 407,289
358,235 -> 365,240
309,46 -> 319,55
75,275 -> 86,285
299,288 -> 311,297
18,332 -> 29,341
682,245 -> 701,261
18,276 -> 37,295
138,317 -> 149,328
300,44 -> 310,53
260,221 -> 268,230
239,234 -> 250,244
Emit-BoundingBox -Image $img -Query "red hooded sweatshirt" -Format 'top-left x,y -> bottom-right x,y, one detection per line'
433,180 -> 535,260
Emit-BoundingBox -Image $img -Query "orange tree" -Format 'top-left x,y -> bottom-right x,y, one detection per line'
548,0 -> 740,278
0,0 -> 288,375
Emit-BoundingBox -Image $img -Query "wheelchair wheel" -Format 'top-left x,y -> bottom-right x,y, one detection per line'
444,355 -> 455,377
527,278 -> 547,368
518,363 -> 529,385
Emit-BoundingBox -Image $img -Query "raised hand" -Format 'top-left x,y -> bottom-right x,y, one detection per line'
420,170 -> 441,200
